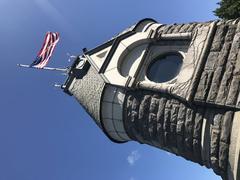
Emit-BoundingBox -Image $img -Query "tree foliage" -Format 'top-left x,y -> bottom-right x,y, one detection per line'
214,0 -> 240,19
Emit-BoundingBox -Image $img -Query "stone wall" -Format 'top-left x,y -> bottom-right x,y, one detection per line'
123,89 -> 234,179
194,20 -> 240,108
68,67 -> 105,128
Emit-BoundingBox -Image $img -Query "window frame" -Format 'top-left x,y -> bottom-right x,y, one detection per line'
145,51 -> 184,84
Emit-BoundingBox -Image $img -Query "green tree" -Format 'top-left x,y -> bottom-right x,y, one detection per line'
214,0 -> 240,19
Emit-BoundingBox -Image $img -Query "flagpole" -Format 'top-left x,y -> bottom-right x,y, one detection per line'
17,64 -> 68,72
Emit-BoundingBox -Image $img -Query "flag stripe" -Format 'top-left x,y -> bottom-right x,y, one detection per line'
38,32 -> 51,57
31,32 -> 59,68
39,33 -> 59,68
40,34 -> 52,63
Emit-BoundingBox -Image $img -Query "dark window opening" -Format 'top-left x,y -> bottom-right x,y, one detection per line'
147,53 -> 183,83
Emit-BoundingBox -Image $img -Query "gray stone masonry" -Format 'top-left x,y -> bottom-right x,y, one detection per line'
68,67 -> 105,128
123,89 -> 233,179
195,20 -> 240,108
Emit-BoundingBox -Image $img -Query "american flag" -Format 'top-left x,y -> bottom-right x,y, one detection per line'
31,32 -> 60,68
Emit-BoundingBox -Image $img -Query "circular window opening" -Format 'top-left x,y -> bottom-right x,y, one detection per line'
147,53 -> 183,83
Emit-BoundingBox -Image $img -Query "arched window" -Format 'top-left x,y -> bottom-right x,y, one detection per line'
147,52 -> 183,83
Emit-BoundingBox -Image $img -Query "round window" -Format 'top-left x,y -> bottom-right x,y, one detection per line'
147,53 -> 183,83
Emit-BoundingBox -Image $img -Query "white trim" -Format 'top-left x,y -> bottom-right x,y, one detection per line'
101,86 -> 130,142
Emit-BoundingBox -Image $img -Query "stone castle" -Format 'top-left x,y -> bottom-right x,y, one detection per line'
62,18 -> 240,180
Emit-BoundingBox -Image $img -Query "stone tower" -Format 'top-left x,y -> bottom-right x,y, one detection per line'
63,18 -> 240,180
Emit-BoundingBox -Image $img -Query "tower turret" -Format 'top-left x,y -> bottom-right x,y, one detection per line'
63,18 -> 240,180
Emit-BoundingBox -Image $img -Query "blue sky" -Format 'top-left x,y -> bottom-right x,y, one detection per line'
0,0 -> 222,180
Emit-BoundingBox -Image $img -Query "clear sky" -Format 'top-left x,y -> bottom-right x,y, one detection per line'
0,0 -> 222,180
